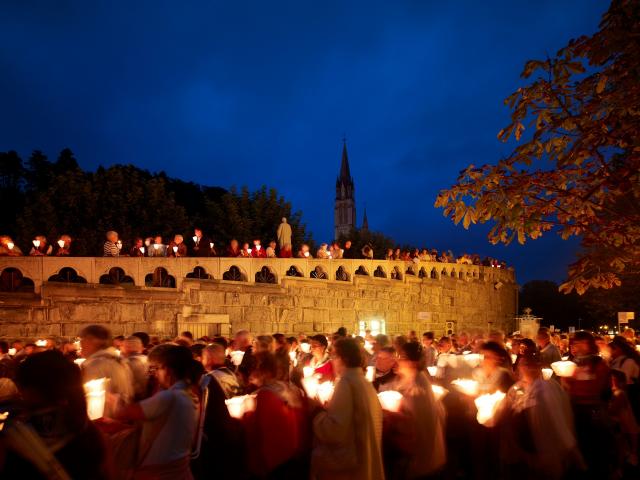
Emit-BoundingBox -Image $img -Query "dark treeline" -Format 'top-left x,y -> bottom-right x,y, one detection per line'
0,148 -> 313,255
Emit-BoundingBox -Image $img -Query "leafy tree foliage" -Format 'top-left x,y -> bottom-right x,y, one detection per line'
1,148 -> 313,255
435,0 -> 640,294
519,280 -> 587,330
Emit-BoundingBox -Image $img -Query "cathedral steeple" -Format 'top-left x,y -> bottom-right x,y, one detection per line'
334,139 -> 356,240
362,206 -> 369,231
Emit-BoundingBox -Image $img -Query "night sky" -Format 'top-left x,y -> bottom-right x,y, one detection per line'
0,1 -> 606,284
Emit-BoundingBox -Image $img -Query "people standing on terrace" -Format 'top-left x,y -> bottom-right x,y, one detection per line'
103,230 -> 120,257
168,234 -> 188,257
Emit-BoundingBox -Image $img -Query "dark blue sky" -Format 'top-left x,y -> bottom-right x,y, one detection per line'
0,1 -> 606,284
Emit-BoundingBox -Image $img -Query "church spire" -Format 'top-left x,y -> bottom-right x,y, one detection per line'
339,139 -> 352,183
362,206 -> 369,231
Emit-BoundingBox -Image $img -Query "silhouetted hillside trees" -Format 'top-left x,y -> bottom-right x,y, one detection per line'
0,149 -> 313,255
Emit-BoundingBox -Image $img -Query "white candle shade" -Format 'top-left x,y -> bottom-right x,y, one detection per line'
551,360 -> 577,378
140,247 -> 145,254
452,378 -> 479,397
32,240 -> 40,248
210,242 -> 214,248
317,381 -> 335,404
225,394 -> 256,419
542,368 -> 553,380
475,391 -> 506,425
8,348 -> 16,356
74,358 -> 86,366
57,240 -> 65,248
230,350 -> 245,366
431,385 -> 448,401
7,242 -> 13,250
378,390 -> 403,412
35,339 -> 47,347
192,236 -> 198,243
172,246 -> 178,253
84,378 -> 107,420
301,376 -> 319,398
511,354 -> 518,364
427,366 -> 438,377
366,366 -> 376,382
303,366 -> 314,378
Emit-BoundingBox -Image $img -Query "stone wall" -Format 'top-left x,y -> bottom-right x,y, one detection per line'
0,257 -> 517,339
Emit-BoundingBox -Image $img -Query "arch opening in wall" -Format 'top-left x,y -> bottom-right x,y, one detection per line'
431,268 -> 438,279
450,269 -> 456,278
186,266 -> 213,280
373,266 -> 386,278
335,266 -> 349,282
48,267 -> 87,284
391,266 -> 402,280
418,267 -> 427,279
222,265 -> 245,282
255,266 -> 276,284
441,268 -> 447,277
310,266 -> 327,280
406,266 -> 416,276
99,267 -> 134,286
0,267 -> 35,293
355,265 -> 369,276
459,271 -> 464,280
145,267 -> 176,288
285,265 -> 303,277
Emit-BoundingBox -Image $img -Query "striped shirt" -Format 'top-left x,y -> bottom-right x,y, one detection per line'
103,241 -> 119,257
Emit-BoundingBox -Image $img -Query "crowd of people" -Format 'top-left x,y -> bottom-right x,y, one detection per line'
0,324 -> 638,479
0,218 -> 509,268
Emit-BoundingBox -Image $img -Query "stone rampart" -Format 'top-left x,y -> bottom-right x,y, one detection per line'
0,257 -> 517,339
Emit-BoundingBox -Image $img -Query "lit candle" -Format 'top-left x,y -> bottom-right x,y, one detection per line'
210,242 -> 214,249
452,378 -> 479,397
302,376 -> 319,398
364,340 -> 374,355
304,251 -> 309,257
511,354 -> 518,364
542,368 -> 553,380
33,239 -> 40,248
84,378 -> 107,420
57,239 -> 65,248
475,391 -> 506,425
550,360 -> 577,378
7,242 -> 14,250
230,350 -> 245,366
288,351 -> 297,367
317,381 -> 335,404
225,394 -> 256,419
256,245 -> 261,251
432,385 -> 448,401
8,348 -> 16,356
303,366 -> 314,378
35,339 -> 47,347
247,249 -> 252,254
366,366 -> 376,382
153,244 -> 160,250
172,246 -> 178,253
636,345 -> 640,353
192,236 -> 198,243
378,390 -> 403,412
74,358 -> 86,366
427,366 -> 438,377
140,247 -> 145,254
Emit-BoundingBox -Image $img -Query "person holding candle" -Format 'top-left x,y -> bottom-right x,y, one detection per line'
536,328 -> 562,368
130,237 -> 146,257
148,235 -> 167,257
296,243 -> 312,258
501,354 -> 582,479
226,238 -> 241,257
316,243 -> 331,259
266,240 -> 278,258
79,324 -> 134,417
53,234 -> 72,256
202,343 -> 240,399
243,351 -> 308,478
29,235 -> 52,256
311,337 -> 384,480
167,234 -> 188,257
190,227 -> 211,257
472,341 -> 515,395
372,346 -> 398,392
382,341 -> 446,479
115,345 -> 200,479
239,242 -> 252,257
307,334 -> 334,382
0,350 -> 111,479
103,230 -> 120,256
0,235 -> 22,256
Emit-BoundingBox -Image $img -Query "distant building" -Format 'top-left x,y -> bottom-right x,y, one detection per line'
334,140 -> 356,239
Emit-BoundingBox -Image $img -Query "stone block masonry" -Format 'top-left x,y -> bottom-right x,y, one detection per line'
0,257 -> 517,339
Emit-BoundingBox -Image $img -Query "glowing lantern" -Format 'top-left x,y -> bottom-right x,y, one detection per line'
32,239 -> 40,248
84,378 -> 107,420
475,391 -> 506,425
542,368 -> 553,380
431,385 -> 448,401
378,390 -> 403,412
452,378 -> 479,397
551,361 -> 577,378
366,366 -> 376,382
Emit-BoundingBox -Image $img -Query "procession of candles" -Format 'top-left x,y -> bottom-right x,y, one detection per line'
474,391 -> 506,425
84,378 -> 107,420
550,360 -> 577,378
542,368 -> 553,380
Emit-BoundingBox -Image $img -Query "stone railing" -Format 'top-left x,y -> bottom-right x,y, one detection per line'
0,257 -> 515,294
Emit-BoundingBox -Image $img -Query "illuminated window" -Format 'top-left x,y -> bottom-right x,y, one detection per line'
358,319 -> 385,337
